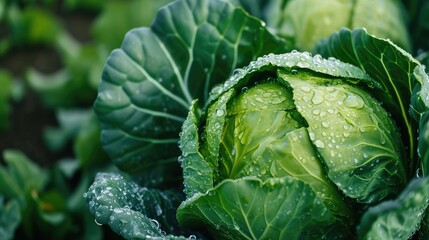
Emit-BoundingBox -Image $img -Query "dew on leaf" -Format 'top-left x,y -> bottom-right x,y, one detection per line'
314,140 -> 325,148
150,219 -> 160,228
344,93 -> 365,109
311,94 -> 324,105
95,219 -> 103,226
216,109 -> 225,116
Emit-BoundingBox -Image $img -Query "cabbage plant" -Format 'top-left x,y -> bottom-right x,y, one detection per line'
264,0 -> 411,51
176,49 -> 420,239
84,0 -> 429,239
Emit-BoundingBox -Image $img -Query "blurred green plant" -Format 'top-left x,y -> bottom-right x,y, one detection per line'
0,70 -> 13,130
0,0 -> 174,239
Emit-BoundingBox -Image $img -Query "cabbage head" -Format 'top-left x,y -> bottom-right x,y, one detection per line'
264,0 -> 411,51
176,51 -> 409,239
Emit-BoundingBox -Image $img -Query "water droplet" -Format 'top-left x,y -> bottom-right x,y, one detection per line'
321,121 -> 329,128
155,204 -> 163,216
150,219 -> 160,228
314,140 -> 325,148
344,93 -> 365,109
311,94 -> 324,105
291,69 -> 298,74
95,219 -> 103,226
301,86 -> 311,92
416,168 -> 422,178
380,134 -> 386,145
216,109 -> 225,116
309,131 -> 315,140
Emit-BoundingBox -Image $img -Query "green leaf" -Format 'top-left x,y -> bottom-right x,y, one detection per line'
417,207 -> 429,239
7,6 -> 61,46
0,196 -> 21,240
73,112 -> 108,168
0,150 -> 48,207
44,109 -> 92,152
179,100 -> 213,198
26,45 -> 99,108
94,0 -> 291,184
282,70 -> 407,203
316,28 -> 420,176
177,177 -> 350,239
410,57 -> 429,178
26,69 -> 70,107
85,173 -> 190,239
357,176 -> 429,239
418,111 -> 429,176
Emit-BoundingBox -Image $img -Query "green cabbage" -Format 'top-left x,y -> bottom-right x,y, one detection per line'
84,0 -> 429,239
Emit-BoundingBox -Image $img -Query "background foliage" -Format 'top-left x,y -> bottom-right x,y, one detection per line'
0,0 -> 172,239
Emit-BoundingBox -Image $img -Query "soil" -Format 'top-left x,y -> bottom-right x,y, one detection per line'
0,5 -> 97,166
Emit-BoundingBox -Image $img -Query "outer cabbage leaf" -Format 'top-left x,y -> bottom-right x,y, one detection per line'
419,111 -> 429,176
357,176 -> 429,240
177,177 -> 350,240
84,173 -> 191,239
179,100 -> 213,197
410,65 -> 429,176
94,0 -> 291,185
316,28 -> 421,175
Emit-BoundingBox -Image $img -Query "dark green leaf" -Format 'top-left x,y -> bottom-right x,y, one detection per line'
418,111 -> 429,176
85,173 -> 190,239
177,177 -> 350,239
357,176 -> 429,239
416,207 -> 429,239
316,28 -> 421,175
410,58 -> 429,177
